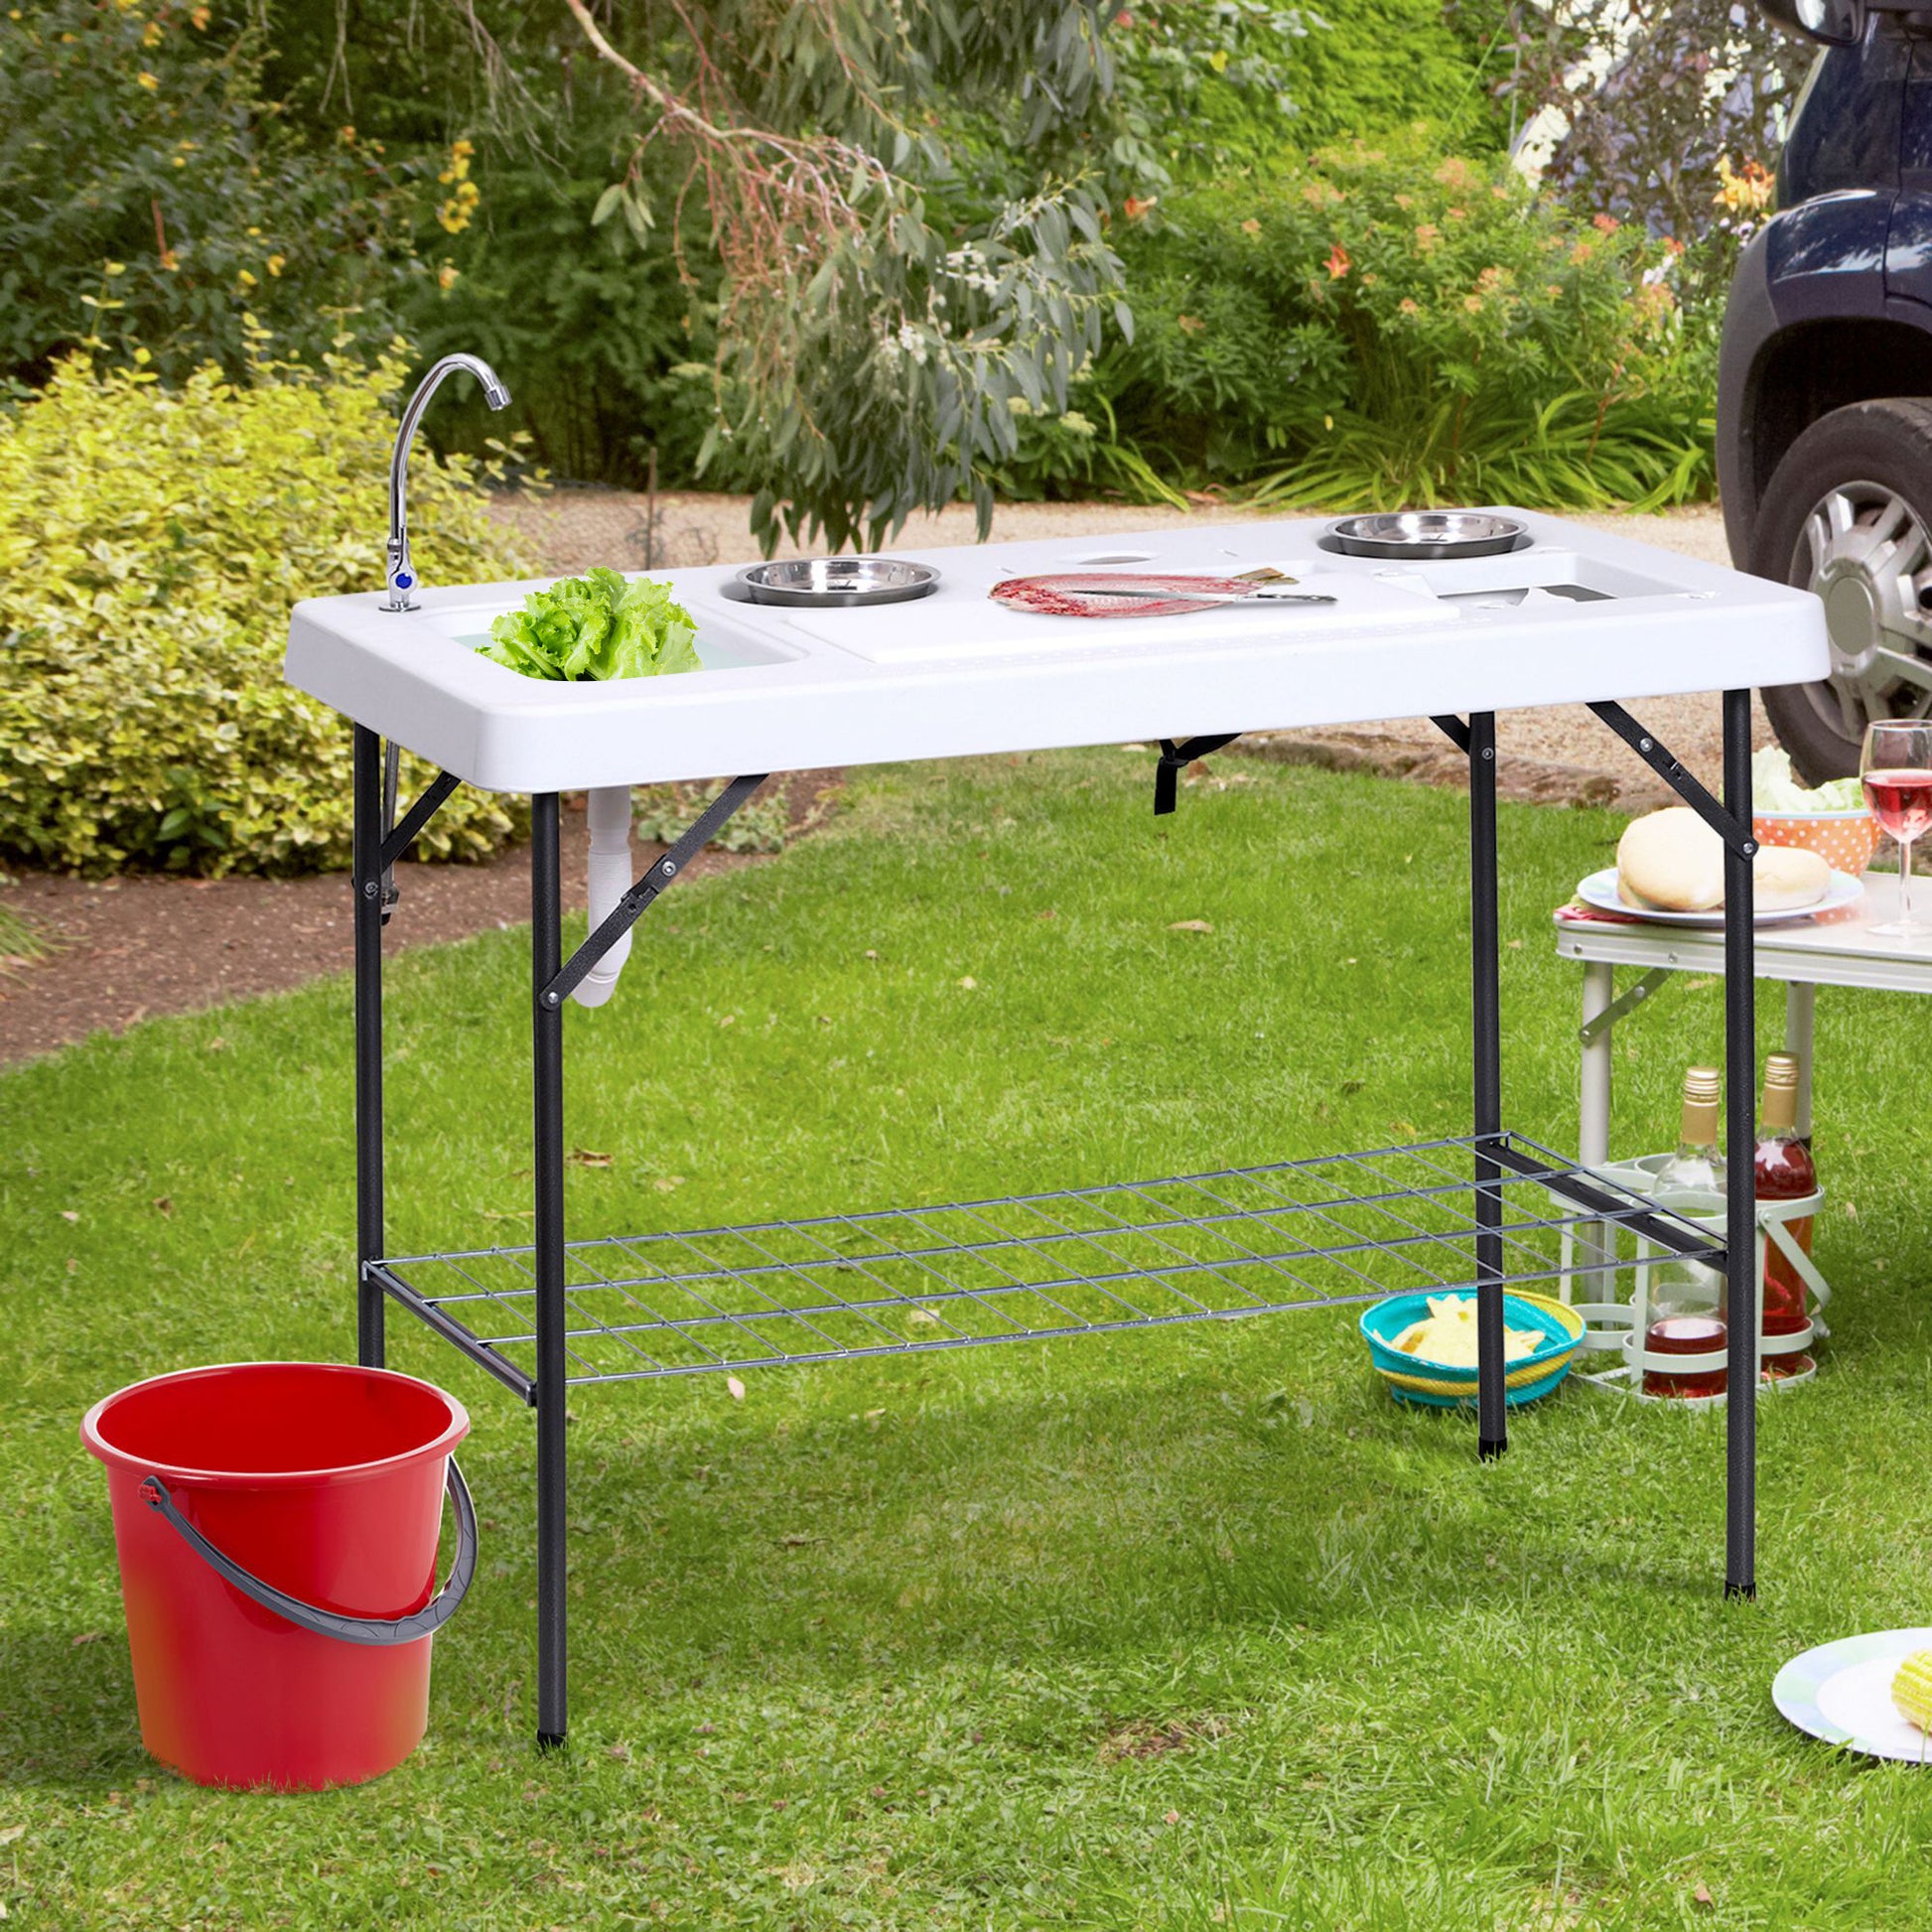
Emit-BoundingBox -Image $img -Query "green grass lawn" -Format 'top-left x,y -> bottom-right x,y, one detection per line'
8,749 -> 1932,1929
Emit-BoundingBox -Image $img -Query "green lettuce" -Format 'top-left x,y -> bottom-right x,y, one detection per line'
481,567 -> 701,681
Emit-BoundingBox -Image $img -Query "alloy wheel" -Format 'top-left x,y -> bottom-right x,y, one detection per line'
1788,481 -> 1932,740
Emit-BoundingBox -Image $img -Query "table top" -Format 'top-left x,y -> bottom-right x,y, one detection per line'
284,508 -> 1829,791
1556,873 -> 1932,992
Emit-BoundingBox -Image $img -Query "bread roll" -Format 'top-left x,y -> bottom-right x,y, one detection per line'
1617,807 -> 1724,910
1754,844 -> 1831,910
1615,806 -> 1831,912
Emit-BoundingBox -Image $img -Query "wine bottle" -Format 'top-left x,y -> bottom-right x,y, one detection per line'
1754,1051 -> 1816,1340
1647,1065 -> 1725,1320
1654,1066 -> 1725,1197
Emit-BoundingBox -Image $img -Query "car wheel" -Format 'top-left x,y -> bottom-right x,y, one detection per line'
1750,398 -> 1932,783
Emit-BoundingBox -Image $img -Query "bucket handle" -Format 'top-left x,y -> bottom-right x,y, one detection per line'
136,1459 -> 477,1648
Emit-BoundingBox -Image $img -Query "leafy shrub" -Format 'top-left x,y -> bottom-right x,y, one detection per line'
0,0 -> 438,388
0,349 -> 531,877
1282,0 -> 1511,153
1105,135 -> 1709,508
407,144 -> 721,489
1503,0 -> 1806,445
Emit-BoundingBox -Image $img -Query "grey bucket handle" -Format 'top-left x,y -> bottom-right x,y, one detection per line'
137,1458 -> 477,1647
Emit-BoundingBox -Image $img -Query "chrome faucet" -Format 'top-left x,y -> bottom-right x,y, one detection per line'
382,352 -> 511,612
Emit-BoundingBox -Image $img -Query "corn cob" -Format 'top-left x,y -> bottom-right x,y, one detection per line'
1892,1650 -> 1932,1732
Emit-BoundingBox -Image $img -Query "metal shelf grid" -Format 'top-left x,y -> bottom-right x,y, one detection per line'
372,1132 -> 1721,1403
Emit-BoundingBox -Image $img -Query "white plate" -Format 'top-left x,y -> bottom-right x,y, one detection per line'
1774,1628 -> 1932,1761
1575,867 -> 1863,927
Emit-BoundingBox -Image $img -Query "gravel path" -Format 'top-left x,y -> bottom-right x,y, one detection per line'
489,487 -> 1767,805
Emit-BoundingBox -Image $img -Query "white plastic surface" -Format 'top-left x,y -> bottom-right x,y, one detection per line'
574,785 -> 632,1008
284,509 -> 1830,792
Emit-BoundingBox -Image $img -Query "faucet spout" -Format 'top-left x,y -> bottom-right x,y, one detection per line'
383,353 -> 511,613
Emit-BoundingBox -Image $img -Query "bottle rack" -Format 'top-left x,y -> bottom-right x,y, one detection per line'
1560,1153 -> 1832,1407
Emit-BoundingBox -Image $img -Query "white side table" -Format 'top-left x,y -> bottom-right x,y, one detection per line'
1558,872 -> 1932,1162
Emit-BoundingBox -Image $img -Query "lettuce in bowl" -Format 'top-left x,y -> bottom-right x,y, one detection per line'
480,567 -> 700,681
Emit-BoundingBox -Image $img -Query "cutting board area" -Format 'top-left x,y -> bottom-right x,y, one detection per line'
770,563 -> 1459,664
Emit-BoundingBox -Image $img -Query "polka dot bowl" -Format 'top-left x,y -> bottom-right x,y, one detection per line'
1753,808 -> 1882,879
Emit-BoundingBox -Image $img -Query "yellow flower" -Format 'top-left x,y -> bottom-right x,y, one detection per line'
236,269 -> 257,289
136,69 -> 159,89
103,260 -> 125,276
1714,154 -> 1773,215
142,19 -> 163,46
266,254 -> 286,277
438,262 -> 461,291
191,4 -> 210,25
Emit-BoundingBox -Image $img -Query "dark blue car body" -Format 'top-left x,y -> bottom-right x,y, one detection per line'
1720,18 -> 1932,562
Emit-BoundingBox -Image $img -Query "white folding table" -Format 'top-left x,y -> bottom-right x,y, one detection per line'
283,507 -> 1828,1744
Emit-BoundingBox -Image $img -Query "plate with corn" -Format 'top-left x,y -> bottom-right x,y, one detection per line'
1774,1628 -> 1932,1761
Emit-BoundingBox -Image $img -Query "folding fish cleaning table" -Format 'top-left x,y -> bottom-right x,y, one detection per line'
284,508 -> 1830,1745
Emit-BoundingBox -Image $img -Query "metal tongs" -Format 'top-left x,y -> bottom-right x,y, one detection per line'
1082,583 -> 1335,607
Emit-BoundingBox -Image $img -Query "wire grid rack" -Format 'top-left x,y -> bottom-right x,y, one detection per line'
373,1133 -> 1722,1400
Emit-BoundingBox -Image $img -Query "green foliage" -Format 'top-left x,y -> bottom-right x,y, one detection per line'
1289,0 -> 1513,151
1105,136 -> 1711,508
0,349 -> 530,878
0,0 -> 437,386
0,899 -> 48,971
1106,0 -> 1316,187
407,143 -> 718,488
728,191 -> 1132,552
630,782 -> 827,854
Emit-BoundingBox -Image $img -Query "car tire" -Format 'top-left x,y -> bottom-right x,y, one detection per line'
1749,397 -> 1932,783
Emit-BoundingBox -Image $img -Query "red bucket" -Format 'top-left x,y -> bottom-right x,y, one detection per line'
82,1362 -> 474,1790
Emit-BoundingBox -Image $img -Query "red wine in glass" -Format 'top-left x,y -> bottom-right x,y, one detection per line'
1862,767 -> 1932,844
1861,721 -> 1932,937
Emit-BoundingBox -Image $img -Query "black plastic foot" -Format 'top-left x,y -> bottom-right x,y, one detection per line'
536,1729 -> 567,1752
1477,1437 -> 1506,1461
1724,1580 -> 1757,1601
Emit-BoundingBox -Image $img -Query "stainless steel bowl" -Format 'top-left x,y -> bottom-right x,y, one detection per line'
1323,512 -> 1528,560
736,557 -> 940,608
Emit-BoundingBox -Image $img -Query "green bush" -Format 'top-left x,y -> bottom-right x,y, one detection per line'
1288,0 -> 1511,152
0,348 -> 531,877
1104,135 -> 1710,508
0,1 -> 438,388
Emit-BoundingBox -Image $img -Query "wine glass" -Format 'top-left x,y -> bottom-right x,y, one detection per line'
1861,719 -> 1932,937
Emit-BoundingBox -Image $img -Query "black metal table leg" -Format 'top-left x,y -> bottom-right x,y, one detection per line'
1467,713 -> 1507,1457
352,725 -> 386,1369
531,793 -> 570,1745
1722,689 -> 1758,1597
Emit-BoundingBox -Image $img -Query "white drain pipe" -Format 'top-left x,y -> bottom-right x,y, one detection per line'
574,785 -> 633,1008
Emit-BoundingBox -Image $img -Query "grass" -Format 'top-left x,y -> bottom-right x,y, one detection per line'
7,748 -> 1932,1928
0,897 -> 49,972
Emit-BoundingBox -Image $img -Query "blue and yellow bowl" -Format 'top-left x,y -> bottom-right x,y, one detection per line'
1358,1290 -> 1586,1409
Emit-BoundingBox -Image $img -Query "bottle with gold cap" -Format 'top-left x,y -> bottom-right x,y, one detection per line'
1655,1065 -> 1725,1198
1644,1065 -> 1727,1334
1753,1051 -> 1816,1339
